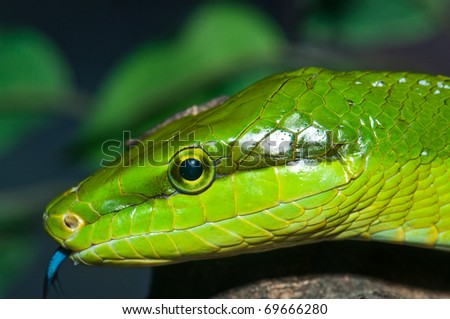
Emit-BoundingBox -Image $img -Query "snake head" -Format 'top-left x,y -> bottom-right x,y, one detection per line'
43,68 -> 371,266
43,107 -> 218,265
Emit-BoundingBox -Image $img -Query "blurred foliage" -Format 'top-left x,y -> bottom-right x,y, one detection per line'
0,27 -> 73,296
1,0 -> 449,296
302,0 -> 448,48
0,27 -> 73,157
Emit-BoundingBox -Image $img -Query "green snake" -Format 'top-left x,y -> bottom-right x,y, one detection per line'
43,67 -> 450,269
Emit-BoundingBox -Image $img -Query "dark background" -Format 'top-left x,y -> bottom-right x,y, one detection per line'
1,0 -> 450,298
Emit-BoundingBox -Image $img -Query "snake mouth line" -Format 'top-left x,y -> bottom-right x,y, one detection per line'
70,250 -> 174,266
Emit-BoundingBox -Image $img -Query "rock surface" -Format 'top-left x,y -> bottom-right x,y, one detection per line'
215,274 -> 450,298
150,241 -> 450,298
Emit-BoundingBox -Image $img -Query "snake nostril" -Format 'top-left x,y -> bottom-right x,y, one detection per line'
63,214 -> 81,230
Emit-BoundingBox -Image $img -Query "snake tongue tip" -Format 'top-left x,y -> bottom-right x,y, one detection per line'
43,247 -> 71,298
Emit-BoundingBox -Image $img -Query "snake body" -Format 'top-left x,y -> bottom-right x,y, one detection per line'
44,67 -> 450,267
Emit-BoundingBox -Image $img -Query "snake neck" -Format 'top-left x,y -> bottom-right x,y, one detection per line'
322,153 -> 450,249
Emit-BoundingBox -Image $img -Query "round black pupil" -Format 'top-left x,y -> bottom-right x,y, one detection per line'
179,158 -> 203,181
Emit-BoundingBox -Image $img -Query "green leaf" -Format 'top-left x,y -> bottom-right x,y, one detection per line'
0,26 -> 73,110
78,2 -> 286,164
0,27 -> 74,156
302,0 -> 448,48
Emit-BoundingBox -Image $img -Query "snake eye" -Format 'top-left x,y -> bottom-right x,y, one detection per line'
180,158 -> 203,181
168,147 -> 215,194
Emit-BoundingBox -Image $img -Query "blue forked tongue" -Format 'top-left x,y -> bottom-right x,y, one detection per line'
43,247 -> 71,298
